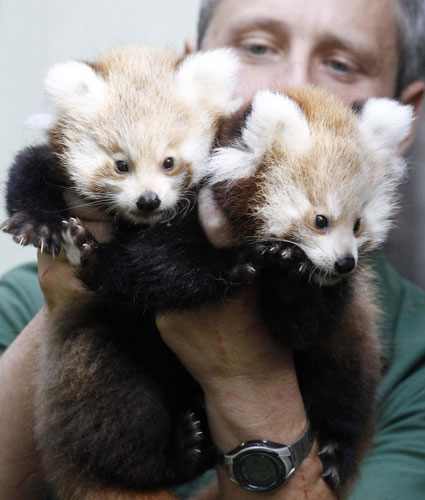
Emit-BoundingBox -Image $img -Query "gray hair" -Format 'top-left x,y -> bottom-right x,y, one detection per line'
197,0 -> 220,48
395,0 -> 425,94
197,0 -> 425,94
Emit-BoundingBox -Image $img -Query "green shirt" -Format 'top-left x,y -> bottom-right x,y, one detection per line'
1,259 -> 425,499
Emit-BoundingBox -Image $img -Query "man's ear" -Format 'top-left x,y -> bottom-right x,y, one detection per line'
398,79 -> 425,154
184,37 -> 197,55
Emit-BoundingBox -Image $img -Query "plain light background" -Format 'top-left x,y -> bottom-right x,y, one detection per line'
0,0 -> 200,275
1,0 -> 425,289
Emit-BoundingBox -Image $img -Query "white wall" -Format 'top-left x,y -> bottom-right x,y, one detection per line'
0,0 -> 200,276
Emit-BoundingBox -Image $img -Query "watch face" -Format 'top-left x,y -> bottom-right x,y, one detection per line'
234,451 -> 287,491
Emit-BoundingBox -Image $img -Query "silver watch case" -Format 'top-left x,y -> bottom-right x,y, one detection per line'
221,423 -> 314,492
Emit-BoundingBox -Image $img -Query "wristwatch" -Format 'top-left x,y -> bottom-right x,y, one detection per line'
220,422 -> 314,492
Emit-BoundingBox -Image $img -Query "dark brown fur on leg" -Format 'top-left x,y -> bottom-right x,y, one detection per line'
34,299 -> 210,495
296,266 -> 381,496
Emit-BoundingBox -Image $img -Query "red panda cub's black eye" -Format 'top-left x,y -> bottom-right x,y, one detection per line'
315,215 -> 329,229
115,160 -> 129,173
354,218 -> 361,233
162,157 -> 175,171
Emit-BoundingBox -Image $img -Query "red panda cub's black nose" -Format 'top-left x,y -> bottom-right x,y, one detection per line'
137,192 -> 161,212
334,256 -> 356,275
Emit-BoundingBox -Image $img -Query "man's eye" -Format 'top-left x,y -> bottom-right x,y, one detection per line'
328,60 -> 355,74
246,45 -> 270,56
238,40 -> 274,57
330,60 -> 349,73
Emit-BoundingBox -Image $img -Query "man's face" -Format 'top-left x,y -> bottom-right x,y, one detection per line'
202,0 -> 399,103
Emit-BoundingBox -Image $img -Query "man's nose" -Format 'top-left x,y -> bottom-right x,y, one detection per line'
279,60 -> 312,87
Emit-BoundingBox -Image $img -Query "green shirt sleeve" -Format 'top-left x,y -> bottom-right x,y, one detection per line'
0,262 -> 44,355
348,258 -> 425,499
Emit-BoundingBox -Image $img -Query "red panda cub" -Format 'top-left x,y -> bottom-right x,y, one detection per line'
198,87 -> 414,492
2,45 -> 238,252
2,46 -> 240,499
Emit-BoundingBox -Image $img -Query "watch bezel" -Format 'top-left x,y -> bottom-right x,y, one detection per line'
221,422 -> 313,492
230,443 -> 296,492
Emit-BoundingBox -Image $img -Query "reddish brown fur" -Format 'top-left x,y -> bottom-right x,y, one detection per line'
286,87 -> 358,137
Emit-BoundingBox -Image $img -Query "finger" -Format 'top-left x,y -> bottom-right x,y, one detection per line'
37,250 -> 90,309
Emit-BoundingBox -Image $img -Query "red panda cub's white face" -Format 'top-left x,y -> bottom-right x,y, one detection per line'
203,87 -> 414,285
38,46 -> 239,225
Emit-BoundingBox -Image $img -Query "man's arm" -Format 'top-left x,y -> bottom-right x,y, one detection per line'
0,307 -> 47,500
0,250 -> 90,500
157,287 -> 337,500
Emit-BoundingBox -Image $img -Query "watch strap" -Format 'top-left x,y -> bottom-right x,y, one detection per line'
287,422 -> 314,469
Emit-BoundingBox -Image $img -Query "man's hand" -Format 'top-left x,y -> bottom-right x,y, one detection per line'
156,287 -> 336,499
38,192 -> 114,312
156,286 -> 307,449
156,191 -> 336,499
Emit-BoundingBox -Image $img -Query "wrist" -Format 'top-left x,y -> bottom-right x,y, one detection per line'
203,356 -> 307,452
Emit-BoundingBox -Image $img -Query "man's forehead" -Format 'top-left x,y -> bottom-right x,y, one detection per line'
208,0 -> 398,44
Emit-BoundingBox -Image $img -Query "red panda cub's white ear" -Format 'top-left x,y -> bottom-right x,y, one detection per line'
359,98 -> 414,163
243,90 -> 312,159
204,90 -> 312,185
44,61 -> 107,120
176,48 -> 240,115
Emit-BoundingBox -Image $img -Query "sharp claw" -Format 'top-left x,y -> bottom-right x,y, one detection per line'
246,264 -> 256,275
281,248 -> 292,259
254,244 -> 267,256
299,262 -> 308,274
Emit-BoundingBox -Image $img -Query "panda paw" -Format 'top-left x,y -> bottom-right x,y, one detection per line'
61,218 -> 98,276
1,212 -> 62,255
227,262 -> 258,284
254,242 -> 312,276
173,411 -> 205,469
